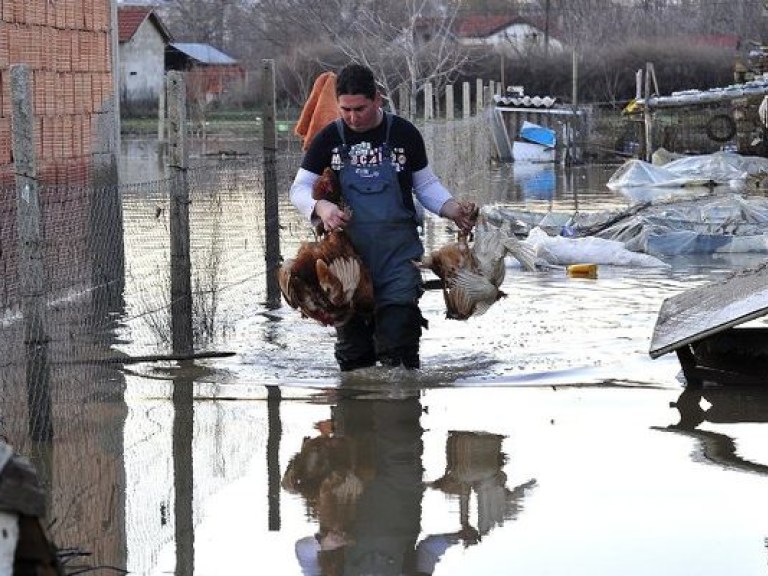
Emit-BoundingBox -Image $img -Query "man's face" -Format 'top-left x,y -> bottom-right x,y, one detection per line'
338,93 -> 382,132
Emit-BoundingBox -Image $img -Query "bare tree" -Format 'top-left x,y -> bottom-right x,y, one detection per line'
159,0 -> 248,48
250,0 -> 470,116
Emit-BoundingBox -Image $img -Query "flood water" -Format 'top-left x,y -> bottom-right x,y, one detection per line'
5,135 -> 768,575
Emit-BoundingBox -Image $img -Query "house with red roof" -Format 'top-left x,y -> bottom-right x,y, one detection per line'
117,5 -> 172,111
453,14 -> 565,54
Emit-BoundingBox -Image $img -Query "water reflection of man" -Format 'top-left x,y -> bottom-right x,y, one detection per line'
283,394 -> 535,575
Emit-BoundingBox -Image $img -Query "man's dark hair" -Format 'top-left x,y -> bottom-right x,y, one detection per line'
336,63 -> 377,99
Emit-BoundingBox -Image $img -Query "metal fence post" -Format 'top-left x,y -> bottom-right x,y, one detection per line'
11,64 -> 52,442
261,59 -> 281,307
167,71 -> 194,355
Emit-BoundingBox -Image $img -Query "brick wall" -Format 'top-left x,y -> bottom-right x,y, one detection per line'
0,0 -> 116,187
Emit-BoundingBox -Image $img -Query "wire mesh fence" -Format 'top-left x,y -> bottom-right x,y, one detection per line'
0,114 -> 492,438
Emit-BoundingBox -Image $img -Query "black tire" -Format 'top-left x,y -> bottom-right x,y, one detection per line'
705,114 -> 737,143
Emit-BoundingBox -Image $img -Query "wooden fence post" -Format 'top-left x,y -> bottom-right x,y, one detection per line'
644,62 -> 654,162
446,84 -> 454,121
476,78 -> 484,115
11,64 -> 52,441
462,82 -> 471,119
172,375 -> 195,573
399,84 -> 410,120
158,74 -> 166,143
424,82 -> 433,120
262,59 -> 282,307
167,71 -> 194,355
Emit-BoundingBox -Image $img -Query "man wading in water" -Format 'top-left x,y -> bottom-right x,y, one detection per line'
290,63 -> 476,371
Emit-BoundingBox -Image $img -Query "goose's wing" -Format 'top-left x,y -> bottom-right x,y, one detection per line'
502,235 -> 537,272
446,269 -> 501,318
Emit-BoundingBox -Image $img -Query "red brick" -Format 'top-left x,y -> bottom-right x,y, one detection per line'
0,116 -> 11,165
46,0 -> 57,27
81,72 -> 92,113
73,0 -> 85,29
93,0 -> 108,32
54,0 -> 65,28
64,73 -> 76,115
70,29 -> 81,72
42,70 -> 56,115
81,114 -> 92,156
0,72 -> 8,119
78,31 -> 91,72
24,25 -> 44,69
33,69 -> 45,114
91,31 -> 106,72
34,115 -> 44,159
42,26 -> 55,71
55,29 -> 72,72
41,115 -> 54,159
12,0 -> 23,23
0,21 -> 9,68
25,0 -> 46,26
8,24 -> 22,65
62,114 -> 74,158
2,0 -> 14,23
83,0 -> 94,30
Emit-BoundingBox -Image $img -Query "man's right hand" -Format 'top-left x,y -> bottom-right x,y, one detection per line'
314,199 -> 351,231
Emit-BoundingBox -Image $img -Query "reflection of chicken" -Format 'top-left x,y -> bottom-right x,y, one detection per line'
427,431 -> 536,539
279,228 -> 374,327
418,215 -> 537,320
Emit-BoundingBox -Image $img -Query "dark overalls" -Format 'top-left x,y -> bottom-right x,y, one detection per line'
334,115 -> 426,370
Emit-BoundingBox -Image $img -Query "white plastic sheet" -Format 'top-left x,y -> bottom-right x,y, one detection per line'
606,152 -> 768,194
524,227 -> 670,267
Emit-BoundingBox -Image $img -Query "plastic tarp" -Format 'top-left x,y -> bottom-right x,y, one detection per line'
606,152 -> 768,194
483,192 -> 768,258
524,227 -> 670,267
592,194 -> 768,256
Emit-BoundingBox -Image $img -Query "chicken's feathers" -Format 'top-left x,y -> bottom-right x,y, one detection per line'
328,257 -> 361,303
502,235 -> 537,272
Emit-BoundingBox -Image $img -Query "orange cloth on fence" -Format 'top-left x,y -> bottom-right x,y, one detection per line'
294,71 -> 339,151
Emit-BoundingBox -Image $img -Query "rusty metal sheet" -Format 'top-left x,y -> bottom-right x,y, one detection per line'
650,261 -> 768,358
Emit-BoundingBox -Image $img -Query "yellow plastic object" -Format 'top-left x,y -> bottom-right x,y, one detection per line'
567,263 -> 598,279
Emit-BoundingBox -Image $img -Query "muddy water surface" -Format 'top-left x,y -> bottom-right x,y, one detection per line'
6,144 -> 768,575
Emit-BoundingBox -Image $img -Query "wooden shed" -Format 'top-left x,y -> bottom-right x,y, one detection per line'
165,42 -> 245,104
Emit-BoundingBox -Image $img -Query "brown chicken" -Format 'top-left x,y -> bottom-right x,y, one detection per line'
312,166 -> 342,205
311,167 -> 344,237
280,185 -> 374,327
417,212 -> 536,320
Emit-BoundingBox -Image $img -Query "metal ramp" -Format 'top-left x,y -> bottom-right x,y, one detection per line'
650,261 -> 768,386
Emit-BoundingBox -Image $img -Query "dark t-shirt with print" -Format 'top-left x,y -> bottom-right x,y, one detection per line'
301,114 -> 429,204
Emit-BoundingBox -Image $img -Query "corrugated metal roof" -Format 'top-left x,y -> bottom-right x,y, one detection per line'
169,43 -> 238,65
649,261 -> 768,358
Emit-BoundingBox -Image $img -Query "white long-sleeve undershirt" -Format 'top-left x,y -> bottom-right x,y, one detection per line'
289,166 -> 454,223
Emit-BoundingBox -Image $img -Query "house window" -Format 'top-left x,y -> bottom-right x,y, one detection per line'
130,71 -> 138,76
